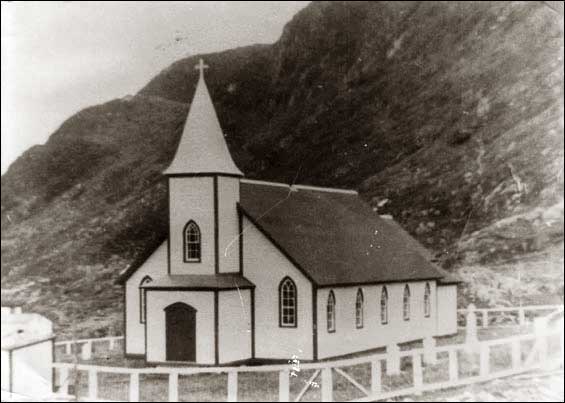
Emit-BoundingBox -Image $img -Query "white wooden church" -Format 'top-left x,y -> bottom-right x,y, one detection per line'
117,60 -> 460,365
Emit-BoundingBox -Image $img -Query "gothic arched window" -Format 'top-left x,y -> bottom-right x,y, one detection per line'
403,284 -> 411,321
327,290 -> 336,333
279,277 -> 297,327
139,276 -> 153,323
380,286 -> 388,324
183,221 -> 201,262
424,282 -> 431,318
355,288 -> 364,329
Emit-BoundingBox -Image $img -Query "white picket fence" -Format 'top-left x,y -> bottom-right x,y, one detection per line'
55,335 -> 124,360
51,304 -> 564,402
456,304 -> 563,329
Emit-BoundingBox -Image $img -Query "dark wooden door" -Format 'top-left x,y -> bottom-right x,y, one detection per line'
165,303 -> 196,362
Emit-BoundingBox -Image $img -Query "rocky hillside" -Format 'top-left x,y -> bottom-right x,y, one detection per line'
1,1 -> 563,336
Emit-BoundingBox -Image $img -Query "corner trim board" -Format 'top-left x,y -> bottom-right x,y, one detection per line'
251,288 -> 256,359
167,180 -> 171,275
214,290 -> 219,365
123,287 -> 127,356
312,285 -> 318,360
214,176 -> 219,274
238,209 -> 243,275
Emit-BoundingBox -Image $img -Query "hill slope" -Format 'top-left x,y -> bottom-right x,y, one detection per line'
1,1 -> 563,336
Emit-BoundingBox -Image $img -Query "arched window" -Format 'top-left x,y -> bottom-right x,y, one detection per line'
424,282 -> 431,318
183,221 -> 201,262
380,286 -> 388,325
139,276 -> 153,323
327,290 -> 336,333
403,284 -> 411,321
355,288 -> 364,329
279,277 -> 297,327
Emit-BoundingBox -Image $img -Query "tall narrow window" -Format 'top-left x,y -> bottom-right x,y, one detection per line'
327,290 -> 336,333
183,221 -> 201,262
380,286 -> 388,324
139,276 -> 153,323
355,288 -> 364,329
424,282 -> 431,318
403,284 -> 411,321
279,277 -> 297,327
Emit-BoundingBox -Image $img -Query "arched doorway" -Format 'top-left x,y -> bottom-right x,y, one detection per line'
165,302 -> 196,361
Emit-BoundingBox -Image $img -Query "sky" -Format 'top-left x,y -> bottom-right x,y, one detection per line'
0,1 -> 309,173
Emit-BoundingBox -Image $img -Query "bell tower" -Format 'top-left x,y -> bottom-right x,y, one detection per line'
164,59 -> 243,275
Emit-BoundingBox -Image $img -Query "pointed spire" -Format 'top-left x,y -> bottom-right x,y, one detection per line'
164,59 -> 243,176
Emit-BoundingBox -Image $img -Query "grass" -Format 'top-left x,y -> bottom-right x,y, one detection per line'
55,326 -> 555,401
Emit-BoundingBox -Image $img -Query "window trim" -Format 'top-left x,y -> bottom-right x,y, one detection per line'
139,276 -> 153,324
183,220 -> 201,263
380,286 -> 388,325
403,284 -> 411,321
355,288 -> 364,329
279,277 -> 297,328
424,282 -> 431,318
327,290 -> 336,333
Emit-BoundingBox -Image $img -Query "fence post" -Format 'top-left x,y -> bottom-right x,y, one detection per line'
130,372 -> 140,402
479,344 -> 489,378
534,317 -> 548,361
518,309 -> 525,326
511,339 -> 521,369
448,349 -> 458,381
321,367 -> 333,402
58,367 -> 69,395
412,353 -> 423,395
481,311 -> 488,328
370,360 -> 381,395
559,323 -> 565,366
81,341 -> 92,360
168,372 -> 178,402
423,337 -> 437,365
466,304 -> 478,345
227,371 -> 238,402
386,343 -> 401,375
109,338 -> 115,351
279,370 -> 289,402
88,369 -> 98,400
65,343 -> 71,355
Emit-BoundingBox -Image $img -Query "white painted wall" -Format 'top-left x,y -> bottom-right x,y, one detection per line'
145,290 -> 215,364
125,242 -> 167,356
436,285 -> 458,336
217,176 -> 240,273
243,216 -> 313,360
169,177 -> 215,275
2,340 -> 53,398
317,281 -> 438,359
218,290 -> 252,363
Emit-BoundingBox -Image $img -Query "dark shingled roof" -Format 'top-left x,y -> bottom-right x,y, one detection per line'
239,182 -> 452,286
117,180 -> 459,287
142,274 -> 255,290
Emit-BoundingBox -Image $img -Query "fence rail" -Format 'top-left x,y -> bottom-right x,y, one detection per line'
52,328 -> 564,402
55,335 -> 124,359
456,304 -> 563,328
51,304 -> 564,401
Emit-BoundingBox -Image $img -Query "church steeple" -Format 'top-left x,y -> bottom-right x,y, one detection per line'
164,59 -> 243,177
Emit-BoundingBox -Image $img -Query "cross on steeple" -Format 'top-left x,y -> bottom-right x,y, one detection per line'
195,58 -> 209,78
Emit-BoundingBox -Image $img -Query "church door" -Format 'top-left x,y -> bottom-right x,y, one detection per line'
165,302 -> 196,361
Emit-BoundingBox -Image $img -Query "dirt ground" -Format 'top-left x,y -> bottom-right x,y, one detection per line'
396,370 -> 564,402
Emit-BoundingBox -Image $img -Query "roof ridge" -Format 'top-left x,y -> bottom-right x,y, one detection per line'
240,178 -> 290,188
291,184 -> 358,195
241,179 -> 358,195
